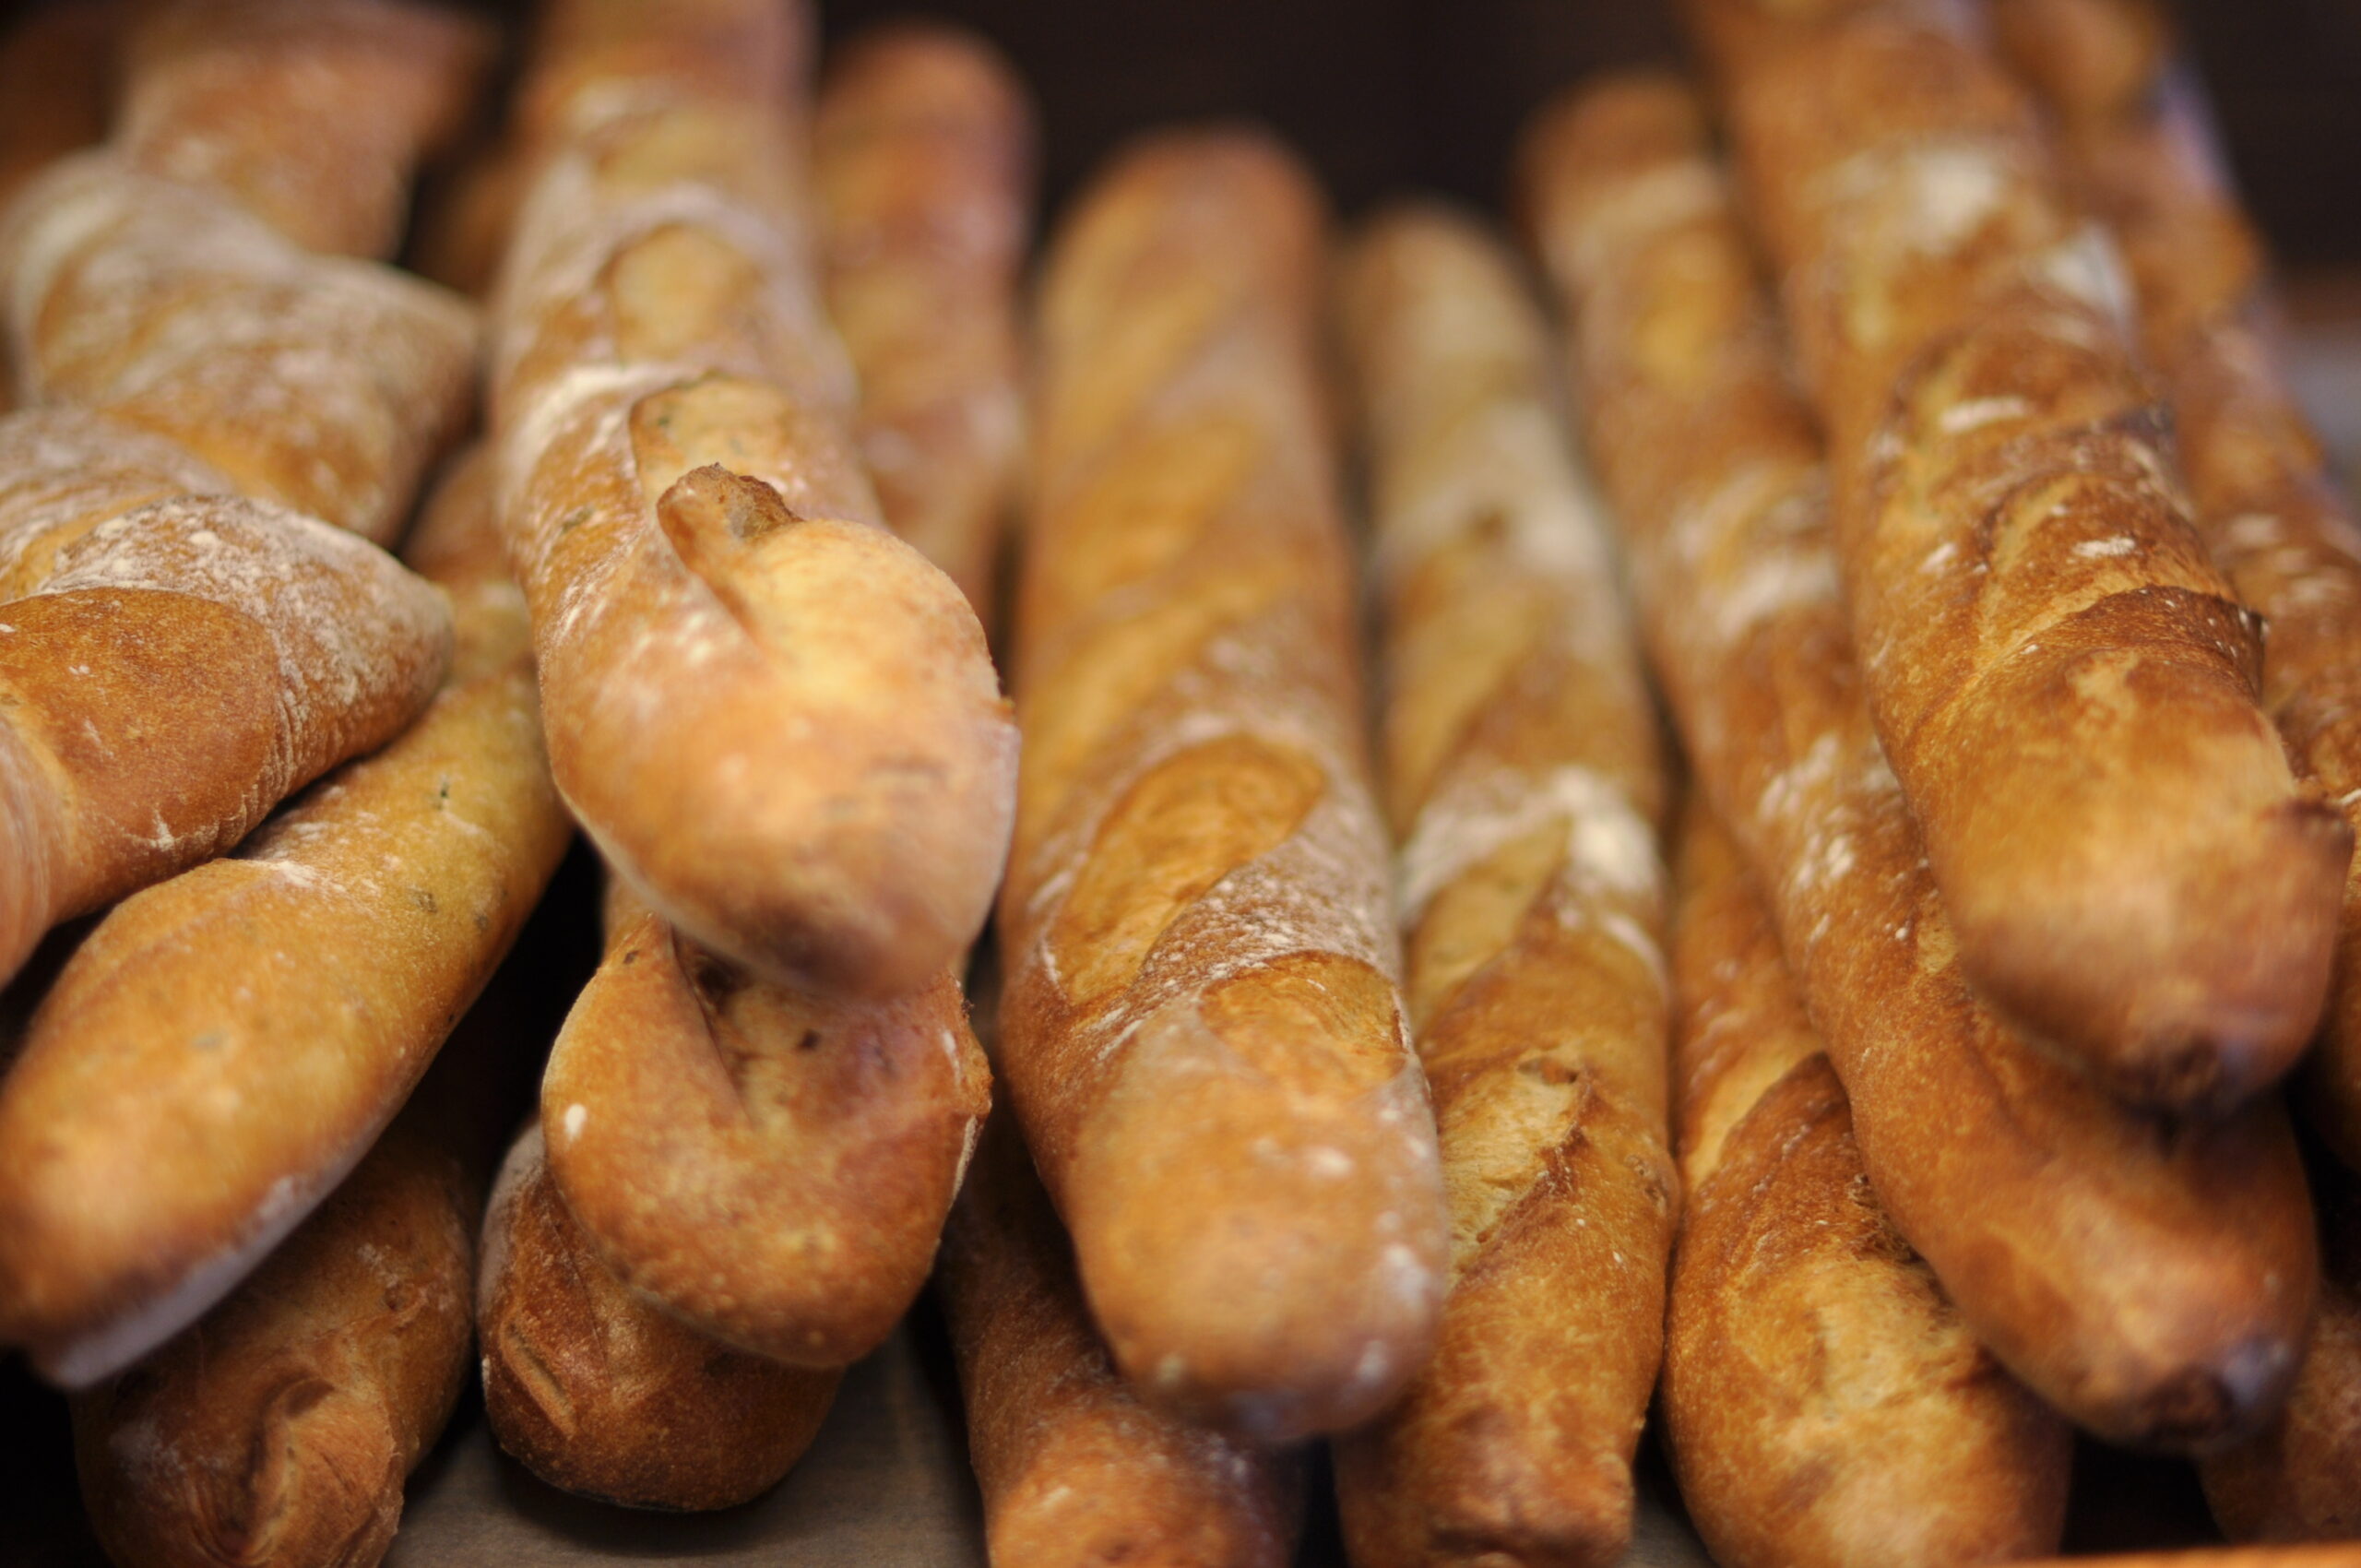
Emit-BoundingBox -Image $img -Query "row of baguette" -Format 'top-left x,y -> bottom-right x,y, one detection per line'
0,2 -> 1018,1560
0,0 -> 2356,1565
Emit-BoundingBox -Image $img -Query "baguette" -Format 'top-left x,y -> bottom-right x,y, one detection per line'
63,995 -> 526,1568
1001,128 -> 1449,1441
1522,74 -> 2317,1448
940,1118 -> 1302,1568
1990,0 -> 2361,1183
2198,1152 -> 2361,1540
118,0 -> 496,260
0,408 -> 449,992
540,875 -> 989,1367
814,23 -> 1032,619
73,1120 -> 470,1568
1677,0 -> 2347,1109
0,445 -> 564,1386
492,0 -> 1015,999
1665,798 -> 2069,1568
0,153 -> 477,545
1328,204 -> 1674,1568
477,1122 -> 841,1512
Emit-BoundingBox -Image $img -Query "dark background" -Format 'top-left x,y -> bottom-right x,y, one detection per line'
6,0 -> 2355,266
807,0 -> 2361,265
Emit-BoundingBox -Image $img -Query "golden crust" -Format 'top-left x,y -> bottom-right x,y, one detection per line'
541,877 -> 989,1368
1678,0 -> 2346,1109
814,22 -> 1033,619
0,153 -> 478,544
1328,204 -> 1673,1568
1524,71 -> 2317,1449
0,446 -> 559,1384
1991,0 -> 2361,1181
1664,801 -> 2070,1568
69,1111 -> 476,1568
0,409 -> 449,992
119,0 -> 497,259
999,128 -> 1448,1442
2200,1158 -> 2361,1541
477,1123 -> 840,1513
938,1122 -> 1301,1568
490,5 -> 1016,999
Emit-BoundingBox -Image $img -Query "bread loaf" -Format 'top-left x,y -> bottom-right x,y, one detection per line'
119,0 -> 495,260
1328,203 -> 1673,1568
62,968 -> 536,1568
1665,799 -> 2069,1568
1001,128 -> 1448,1441
939,1119 -> 1302,1568
477,1123 -> 841,1512
2199,1152 -> 2361,1540
73,1114 -> 471,1568
1990,0 -> 2361,1182
1523,73 -> 2317,1449
491,0 -> 1016,999
0,445 -> 563,1385
0,154 -> 476,545
1676,0 -> 2347,1109
540,874 -> 988,1367
815,22 -> 1032,619
0,409 -> 449,992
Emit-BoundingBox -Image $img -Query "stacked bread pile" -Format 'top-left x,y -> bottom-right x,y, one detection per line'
0,1 -> 2355,1566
